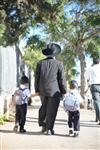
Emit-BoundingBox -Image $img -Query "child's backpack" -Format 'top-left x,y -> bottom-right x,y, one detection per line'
13,88 -> 28,105
63,92 -> 79,112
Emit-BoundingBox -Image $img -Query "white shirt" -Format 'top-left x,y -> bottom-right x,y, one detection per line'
86,63 -> 100,85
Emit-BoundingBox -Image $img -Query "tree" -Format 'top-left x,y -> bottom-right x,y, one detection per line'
42,0 -> 100,98
22,35 -> 45,71
0,0 -> 68,45
1,0 -> 99,99
0,24 -> 5,45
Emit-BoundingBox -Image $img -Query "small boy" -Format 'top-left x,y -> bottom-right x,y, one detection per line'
13,75 -> 37,133
63,80 -> 84,137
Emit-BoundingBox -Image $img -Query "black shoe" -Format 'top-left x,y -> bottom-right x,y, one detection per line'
69,130 -> 74,136
47,130 -> 54,135
95,118 -> 99,122
20,129 -> 26,133
41,126 -> 46,133
98,122 -> 100,125
74,132 -> 79,137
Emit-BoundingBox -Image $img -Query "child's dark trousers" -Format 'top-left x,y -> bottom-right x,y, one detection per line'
68,110 -> 80,131
15,103 -> 27,130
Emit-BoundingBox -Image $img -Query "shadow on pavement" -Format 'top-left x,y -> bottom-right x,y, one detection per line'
0,130 -> 68,137
0,129 -> 15,133
26,119 -> 38,123
27,117 -> 67,122
54,133 -> 69,137
26,117 -> 67,125
26,117 -> 100,127
0,129 -> 44,135
18,131 -> 69,137
28,105 -> 40,110
80,122 -> 100,128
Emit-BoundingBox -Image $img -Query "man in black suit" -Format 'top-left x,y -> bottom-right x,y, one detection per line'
35,43 -> 67,135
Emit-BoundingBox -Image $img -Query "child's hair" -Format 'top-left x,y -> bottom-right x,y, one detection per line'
70,80 -> 78,89
93,58 -> 100,65
20,76 -> 29,84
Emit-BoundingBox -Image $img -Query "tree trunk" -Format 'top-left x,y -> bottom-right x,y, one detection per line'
78,52 -> 87,108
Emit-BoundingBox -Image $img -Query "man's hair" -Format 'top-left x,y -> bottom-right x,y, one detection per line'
70,80 -> 78,89
20,76 -> 29,84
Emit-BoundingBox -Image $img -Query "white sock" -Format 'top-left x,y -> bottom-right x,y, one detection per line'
69,128 -> 73,131
74,131 -> 79,134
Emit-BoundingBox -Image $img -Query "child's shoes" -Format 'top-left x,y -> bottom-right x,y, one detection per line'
69,129 -> 79,137
73,131 -> 79,137
69,129 -> 74,136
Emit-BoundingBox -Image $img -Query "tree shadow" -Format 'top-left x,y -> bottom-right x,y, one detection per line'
0,129 -> 15,133
53,133 -> 69,137
28,105 -> 40,110
0,129 -> 67,137
26,120 -> 38,123
26,117 -> 100,127
0,129 -> 44,135
80,122 -> 100,128
18,131 -> 69,137
27,117 -> 38,120
26,117 -> 67,125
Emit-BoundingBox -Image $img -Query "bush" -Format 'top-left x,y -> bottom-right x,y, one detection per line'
0,115 -> 9,124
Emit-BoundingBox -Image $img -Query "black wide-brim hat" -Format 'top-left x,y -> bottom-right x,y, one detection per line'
42,43 -> 61,56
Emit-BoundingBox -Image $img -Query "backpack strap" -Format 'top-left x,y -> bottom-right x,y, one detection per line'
19,87 -> 28,103
19,87 -> 28,91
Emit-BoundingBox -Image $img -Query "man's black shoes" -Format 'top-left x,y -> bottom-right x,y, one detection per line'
41,127 -> 54,135
41,126 -> 46,133
46,130 -> 54,135
19,129 -> 26,133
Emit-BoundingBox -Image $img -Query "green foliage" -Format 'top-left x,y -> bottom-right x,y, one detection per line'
0,116 -> 4,124
59,48 -> 77,80
26,35 -> 45,49
23,48 -> 45,71
0,0 -> 68,45
0,0 -> 29,45
23,36 -> 45,71
41,0 -> 99,86
0,24 -> 5,45
0,115 -> 9,125
0,0 -> 99,78
86,15 -> 100,26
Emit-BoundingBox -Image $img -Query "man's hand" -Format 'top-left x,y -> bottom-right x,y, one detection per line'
31,92 -> 39,97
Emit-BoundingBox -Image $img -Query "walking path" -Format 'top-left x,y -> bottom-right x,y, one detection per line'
0,99 -> 100,150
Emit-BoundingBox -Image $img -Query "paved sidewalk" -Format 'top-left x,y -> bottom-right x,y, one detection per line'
0,99 -> 100,150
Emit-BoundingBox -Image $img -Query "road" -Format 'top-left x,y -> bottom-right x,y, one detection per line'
0,99 -> 100,150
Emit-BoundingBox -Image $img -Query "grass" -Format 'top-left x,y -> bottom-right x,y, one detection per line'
0,115 -> 9,125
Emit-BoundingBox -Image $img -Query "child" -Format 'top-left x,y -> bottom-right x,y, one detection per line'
13,75 -> 38,133
63,80 -> 84,137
